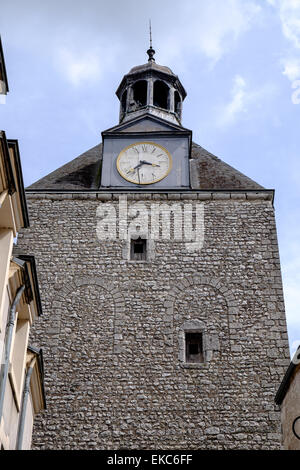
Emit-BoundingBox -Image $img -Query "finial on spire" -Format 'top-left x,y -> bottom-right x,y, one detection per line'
149,19 -> 152,48
147,19 -> 155,62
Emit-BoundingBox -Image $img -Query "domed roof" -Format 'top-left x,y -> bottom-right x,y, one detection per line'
116,47 -> 187,102
128,61 -> 175,76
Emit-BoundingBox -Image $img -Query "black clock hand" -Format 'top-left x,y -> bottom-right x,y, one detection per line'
133,162 -> 143,170
127,165 -> 140,174
127,161 -> 145,174
140,160 -> 160,167
127,160 -> 160,176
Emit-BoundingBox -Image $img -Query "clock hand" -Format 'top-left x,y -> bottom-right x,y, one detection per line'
127,160 -> 160,177
133,162 -> 143,170
139,160 -> 160,167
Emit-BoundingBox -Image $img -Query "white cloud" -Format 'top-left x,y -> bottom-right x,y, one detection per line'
158,0 -> 262,65
279,0 -> 300,48
57,47 -> 102,87
0,0 -> 263,82
267,0 -> 300,48
268,0 -> 300,80
216,74 -> 277,126
282,56 -> 300,80
219,75 -> 247,125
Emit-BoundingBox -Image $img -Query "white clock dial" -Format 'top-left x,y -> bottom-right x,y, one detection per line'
116,142 -> 172,185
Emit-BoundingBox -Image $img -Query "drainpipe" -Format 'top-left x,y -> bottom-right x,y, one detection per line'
16,355 -> 36,450
0,285 -> 25,422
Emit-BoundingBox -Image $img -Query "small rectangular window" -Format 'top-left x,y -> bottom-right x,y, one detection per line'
130,237 -> 147,261
185,332 -> 204,363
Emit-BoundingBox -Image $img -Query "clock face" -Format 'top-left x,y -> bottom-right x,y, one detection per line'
116,142 -> 172,185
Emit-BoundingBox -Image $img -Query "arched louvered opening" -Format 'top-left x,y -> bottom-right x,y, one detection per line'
174,90 -> 181,116
132,80 -> 147,108
153,80 -> 169,110
121,89 -> 127,114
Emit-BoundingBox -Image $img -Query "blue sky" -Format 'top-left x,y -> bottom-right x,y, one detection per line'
0,0 -> 299,356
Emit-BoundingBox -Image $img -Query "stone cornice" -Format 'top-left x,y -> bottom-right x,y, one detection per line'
25,189 -> 275,204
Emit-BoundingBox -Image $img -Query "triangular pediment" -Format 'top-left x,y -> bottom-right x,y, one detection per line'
102,113 -> 192,136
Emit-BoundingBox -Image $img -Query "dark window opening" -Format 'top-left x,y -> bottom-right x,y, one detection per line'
130,237 -> 147,261
185,332 -> 204,363
121,89 -> 127,114
174,91 -> 181,115
131,80 -> 147,109
153,80 -> 169,110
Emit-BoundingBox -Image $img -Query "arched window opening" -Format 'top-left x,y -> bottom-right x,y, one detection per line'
153,80 -> 169,110
131,80 -> 147,109
121,89 -> 127,114
174,91 -> 181,115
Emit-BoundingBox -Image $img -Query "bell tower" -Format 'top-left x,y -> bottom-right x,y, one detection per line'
116,44 -> 186,126
100,44 -> 191,189
17,38 -> 291,451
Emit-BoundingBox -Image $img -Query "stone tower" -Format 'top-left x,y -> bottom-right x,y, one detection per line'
16,46 -> 291,450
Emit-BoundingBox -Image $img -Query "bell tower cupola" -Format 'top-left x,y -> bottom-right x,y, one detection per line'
116,43 -> 186,126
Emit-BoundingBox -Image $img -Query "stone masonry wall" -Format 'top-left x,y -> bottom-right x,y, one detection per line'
15,192 -> 290,449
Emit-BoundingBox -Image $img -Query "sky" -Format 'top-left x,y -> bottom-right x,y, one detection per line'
0,0 -> 299,357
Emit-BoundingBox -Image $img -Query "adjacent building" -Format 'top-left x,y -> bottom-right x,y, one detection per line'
275,345 -> 300,449
0,36 -> 9,96
0,37 -> 45,450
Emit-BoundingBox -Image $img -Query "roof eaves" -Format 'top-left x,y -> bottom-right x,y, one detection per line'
16,254 -> 43,317
27,346 -> 47,409
0,36 -> 9,94
0,130 -> 16,194
7,139 -> 30,228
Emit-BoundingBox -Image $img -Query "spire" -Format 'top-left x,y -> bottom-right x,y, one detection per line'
147,20 -> 155,62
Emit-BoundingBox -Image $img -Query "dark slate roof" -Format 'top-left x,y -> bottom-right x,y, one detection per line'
27,144 -> 103,190
190,143 -> 264,190
27,142 -> 264,191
